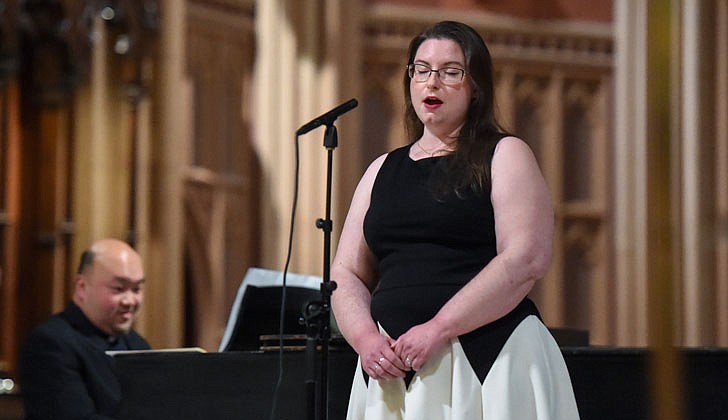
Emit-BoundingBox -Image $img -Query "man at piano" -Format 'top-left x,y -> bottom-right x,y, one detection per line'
19,238 -> 150,420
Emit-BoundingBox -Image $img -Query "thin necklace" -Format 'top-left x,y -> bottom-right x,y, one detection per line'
417,140 -> 452,157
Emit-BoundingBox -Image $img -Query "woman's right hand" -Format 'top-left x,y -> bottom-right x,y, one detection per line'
358,332 -> 409,380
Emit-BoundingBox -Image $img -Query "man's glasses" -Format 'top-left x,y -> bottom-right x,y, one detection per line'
407,63 -> 466,84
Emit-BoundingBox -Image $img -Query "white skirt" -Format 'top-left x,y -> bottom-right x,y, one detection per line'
345,315 -> 580,420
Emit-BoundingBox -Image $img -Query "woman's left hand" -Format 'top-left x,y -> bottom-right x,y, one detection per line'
391,320 -> 449,371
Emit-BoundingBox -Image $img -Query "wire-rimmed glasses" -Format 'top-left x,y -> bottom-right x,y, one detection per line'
407,63 -> 466,84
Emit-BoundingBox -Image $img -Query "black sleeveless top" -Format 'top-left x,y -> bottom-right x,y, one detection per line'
363,144 -> 539,383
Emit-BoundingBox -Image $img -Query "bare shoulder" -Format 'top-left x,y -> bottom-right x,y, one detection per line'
364,152 -> 388,177
491,136 -> 545,188
493,136 -> 533,157
357,152 -> 389,189
493,136 -> 539,166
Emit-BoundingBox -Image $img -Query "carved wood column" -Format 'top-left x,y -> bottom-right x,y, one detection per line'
680,0 -> 720,346
644,0 -> 683,416
255,0 -> 304,273
716,0 -> 728,346
255,0 -> 361,276
614,0 -> 650,346
138,0 -> 189,347
0,81 -> 21,376
15,0 -> 86,360
184,0 -> 257,351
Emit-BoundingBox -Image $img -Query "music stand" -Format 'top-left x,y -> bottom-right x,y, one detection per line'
218,267 -> 334,352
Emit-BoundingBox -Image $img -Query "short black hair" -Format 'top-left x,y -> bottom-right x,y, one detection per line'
76,249 -> 95,274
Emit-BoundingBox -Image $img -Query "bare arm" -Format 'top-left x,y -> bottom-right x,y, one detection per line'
393,136 -> 554,370
331,153 -> 408,379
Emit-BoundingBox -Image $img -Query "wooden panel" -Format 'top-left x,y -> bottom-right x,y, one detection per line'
0,82 -> 22,377
184,0 -> 258,350
716,0 -> 728,346
16,104 -> 74,360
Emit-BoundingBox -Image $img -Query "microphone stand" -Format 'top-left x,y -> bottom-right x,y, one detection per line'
302,123 -> 338,420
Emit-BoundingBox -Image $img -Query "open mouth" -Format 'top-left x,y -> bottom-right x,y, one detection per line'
424,96 -> 443,105
118,309 -> 135,320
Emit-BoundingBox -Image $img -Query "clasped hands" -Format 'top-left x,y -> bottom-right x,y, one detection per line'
363,321 -> 449,381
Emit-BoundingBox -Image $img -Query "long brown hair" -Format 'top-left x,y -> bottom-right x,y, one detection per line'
403,21 -> 509,195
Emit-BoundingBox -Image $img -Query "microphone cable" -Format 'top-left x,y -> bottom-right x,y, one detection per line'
268,133 -> 301,420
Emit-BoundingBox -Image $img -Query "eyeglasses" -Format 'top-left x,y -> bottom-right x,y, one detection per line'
407,63 -> 466,84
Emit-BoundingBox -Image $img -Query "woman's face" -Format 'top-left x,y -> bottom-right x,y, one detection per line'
410,38 -> 473,138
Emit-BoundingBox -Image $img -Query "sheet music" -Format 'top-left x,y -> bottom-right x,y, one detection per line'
106,347 -> 207,356
217,267 -> 325,352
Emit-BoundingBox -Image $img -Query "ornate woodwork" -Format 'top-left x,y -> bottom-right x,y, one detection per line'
0,0 -> 160,377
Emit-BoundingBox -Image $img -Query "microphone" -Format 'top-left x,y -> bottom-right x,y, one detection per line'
296,98 -> 358,136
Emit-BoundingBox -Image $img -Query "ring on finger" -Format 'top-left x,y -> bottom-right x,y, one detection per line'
405,356 -> 412,367
378,356 -> 385,364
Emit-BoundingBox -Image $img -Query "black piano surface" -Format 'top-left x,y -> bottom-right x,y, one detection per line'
113,347 -> 728,420
114,349 -> 357,420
